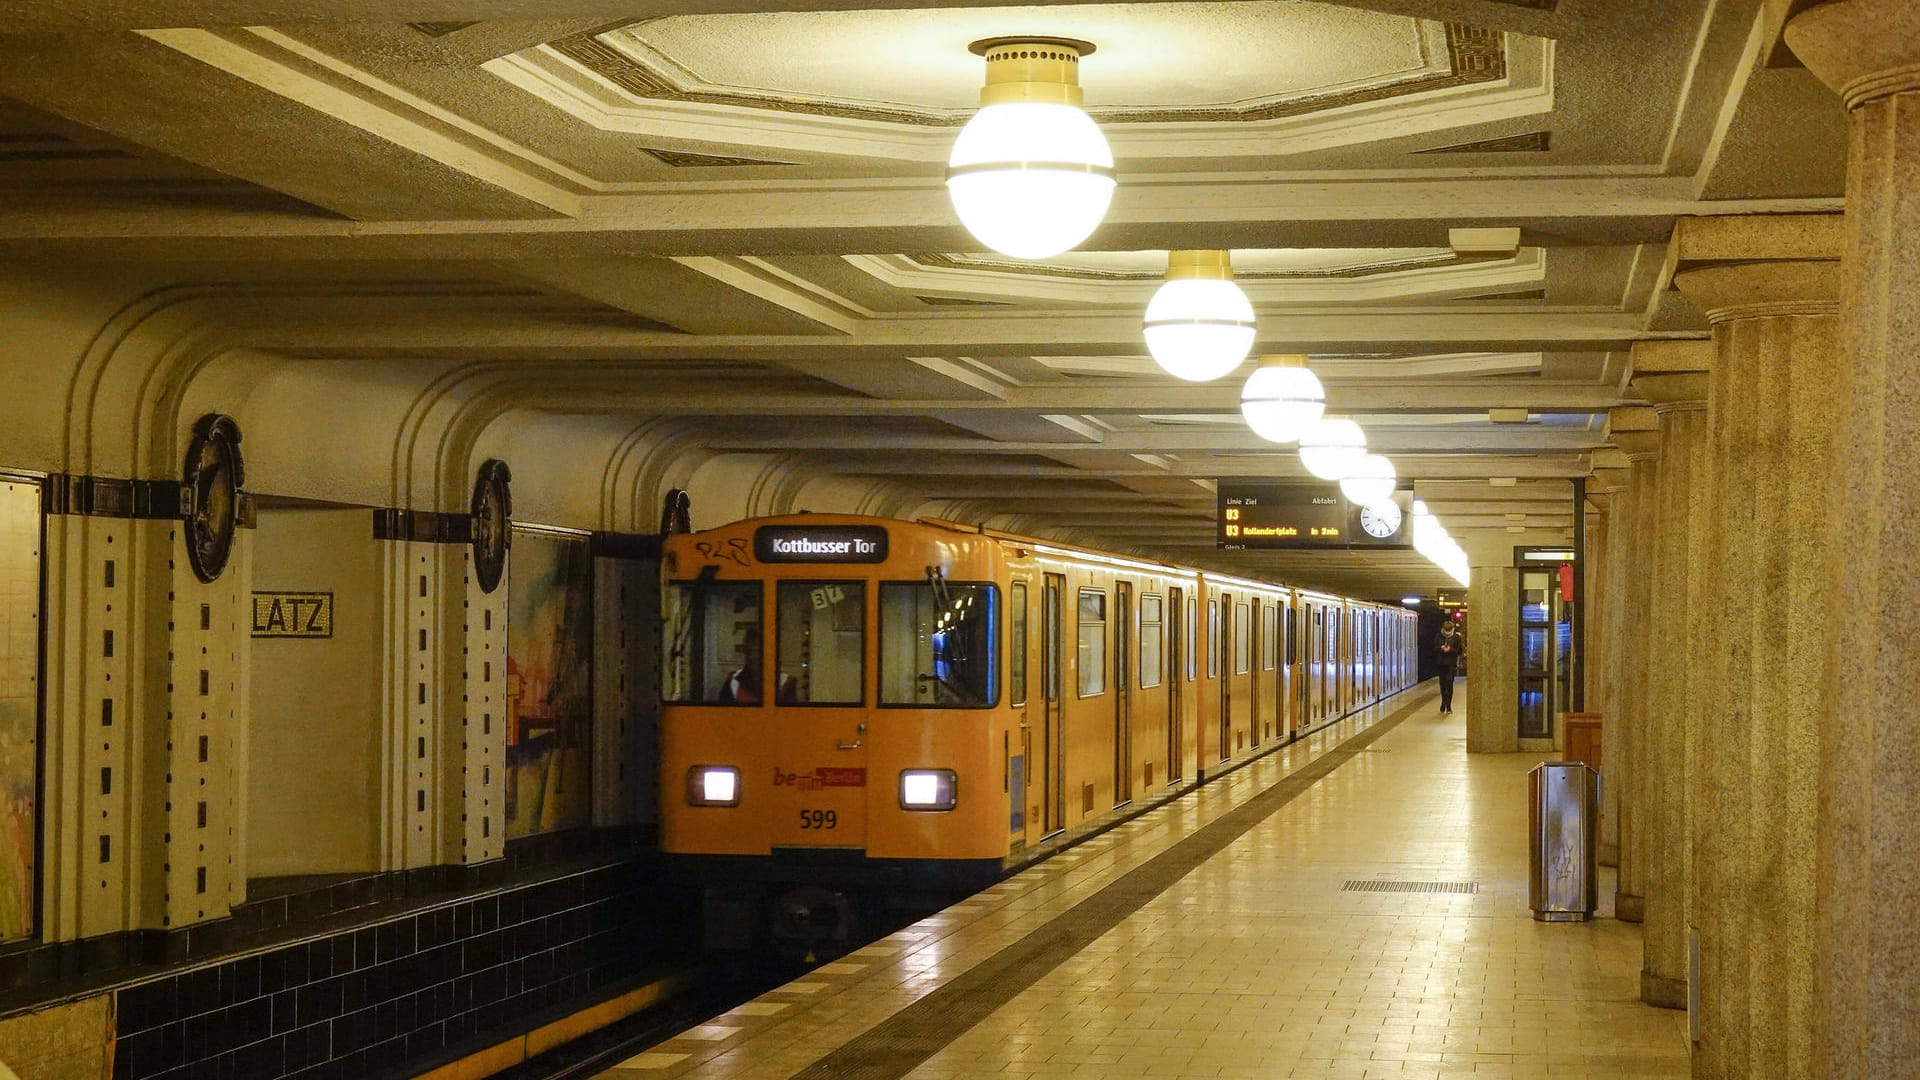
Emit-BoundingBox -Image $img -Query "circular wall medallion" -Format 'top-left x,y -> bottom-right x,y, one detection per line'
183,414 -> 245,585
471,459 -> 512,594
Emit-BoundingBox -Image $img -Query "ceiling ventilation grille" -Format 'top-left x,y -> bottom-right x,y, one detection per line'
1341,880 -> 1479,895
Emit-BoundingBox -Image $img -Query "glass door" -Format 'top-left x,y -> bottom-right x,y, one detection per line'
1518,570 -> 1556,739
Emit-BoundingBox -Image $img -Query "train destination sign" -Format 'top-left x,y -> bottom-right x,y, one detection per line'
1216,483 -> 1414,550
754,525 -> 890,564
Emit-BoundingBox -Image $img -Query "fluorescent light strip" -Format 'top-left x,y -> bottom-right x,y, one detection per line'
1029,544 -> 1202,580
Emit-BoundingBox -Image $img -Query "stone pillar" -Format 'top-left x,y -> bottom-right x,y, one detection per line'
1605,409 -> 1660,925
1782,5 -> 1920,1072
1584,487 -> 1619,867
1464,561 -> 1517,754
1628,367 -> 1712,1011
1671,223 -> 1842,1080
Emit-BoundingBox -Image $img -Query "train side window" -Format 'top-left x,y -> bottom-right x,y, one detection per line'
880,582 -> 998,707
775,581 -> 865,706
1233,602 -> 1251,675
1077,589 -> 1107,697
1010,582 -> 1029,706
1187,597 -> 1198,682
664,580 -> 763,705
1139,593 -> 1164,689
1207,599 -> 1220,678
1262,606 -> 1278,671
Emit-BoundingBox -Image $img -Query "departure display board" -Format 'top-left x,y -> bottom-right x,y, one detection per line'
1216,483 -> 1414,550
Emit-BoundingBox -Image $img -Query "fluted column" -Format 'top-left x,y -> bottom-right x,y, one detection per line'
1631,369 -> 1712,1010
1673,243 -> 1842,1079
1584,487 -> 1620,866
1606,409 -> 1660,925
1784,4 -> 1920,1072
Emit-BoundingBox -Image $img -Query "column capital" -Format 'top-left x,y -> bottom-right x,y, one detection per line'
1612,430 -> 1663,461
1589,469 -> 1631,495
1590,447 -> 1632,471
1787,0 -> 1920,108
1607,406 -> 1660,461
1631,372 -> 1711,413
1674,260 -> 1843,323
1668,214 -> 1845,267
1629,338 -> 1714,376
1607,405 -> 1660,434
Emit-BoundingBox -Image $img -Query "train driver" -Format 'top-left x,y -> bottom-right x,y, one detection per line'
718,625 -> 797,705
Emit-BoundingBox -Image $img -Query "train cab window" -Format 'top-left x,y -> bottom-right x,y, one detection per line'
1139,593 -> 1164,689
1207,599 -> 1220,678
1233,602 -> 1252,675
1262,606 -> 1278,671
775,582 -> 865,705
1010,582 -> 1029,706
1187,597 -> 1198,682
664,581 -> 764,705
1077,589 -> 1107,697
880,582 -> 998,707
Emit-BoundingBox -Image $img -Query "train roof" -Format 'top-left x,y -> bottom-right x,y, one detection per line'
663,513 -> 1407,612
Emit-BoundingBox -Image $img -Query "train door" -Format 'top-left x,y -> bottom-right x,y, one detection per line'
1168,587 -> 1185,782
772,579 -> 868,851
1265,603 -> 1282,742
1359,612 -> 1370,704
1288,603 -> 1303,737
1248,598 -> 1262,749
1041,574 -> 1066,837
1011,579 -> 1032,847
1332,606 -> 1345,716
1215,593 -> 1231,761
1315,605 -> 1329,720
1114,580 -> 1133,807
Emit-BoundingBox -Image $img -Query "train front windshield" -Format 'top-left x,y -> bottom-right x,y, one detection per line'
880,582 -> 997,707
664,581 -> 763,705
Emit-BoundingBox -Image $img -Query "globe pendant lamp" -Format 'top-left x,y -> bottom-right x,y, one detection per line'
1298,416 -> 1367,481
946,38 -> 1115,260
1240,354 -> 1325,443
1143,250 -> 1257,381
1339,453 -> 1397,506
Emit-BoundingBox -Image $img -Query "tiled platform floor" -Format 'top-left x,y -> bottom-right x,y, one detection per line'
598,686 -> 1689,1079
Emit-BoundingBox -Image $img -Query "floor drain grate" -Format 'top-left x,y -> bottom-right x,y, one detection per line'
1341,879 -> 1479,895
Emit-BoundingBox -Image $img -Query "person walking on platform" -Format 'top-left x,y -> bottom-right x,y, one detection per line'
1436,621 -> 1462,713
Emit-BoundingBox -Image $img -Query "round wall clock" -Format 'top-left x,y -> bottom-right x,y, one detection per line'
1359,501 -> 1402,539
471,459 -> 512,594
183,413 -> 245,584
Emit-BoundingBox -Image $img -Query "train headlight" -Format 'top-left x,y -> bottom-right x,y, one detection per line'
899,769 -> 958,811
687,766 -> 741,807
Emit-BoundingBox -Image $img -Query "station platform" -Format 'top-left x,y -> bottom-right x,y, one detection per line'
592,686 -> 1689,1079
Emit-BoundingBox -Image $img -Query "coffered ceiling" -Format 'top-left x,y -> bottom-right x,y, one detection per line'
0,0 -> 1849,597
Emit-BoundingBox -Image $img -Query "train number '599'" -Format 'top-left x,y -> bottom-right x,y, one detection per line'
799,809 -> 838,830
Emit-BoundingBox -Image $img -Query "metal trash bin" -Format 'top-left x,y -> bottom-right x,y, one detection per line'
1528,761 -> 1600,922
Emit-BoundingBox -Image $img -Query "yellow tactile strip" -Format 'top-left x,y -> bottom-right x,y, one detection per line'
415,973 -> 694,1080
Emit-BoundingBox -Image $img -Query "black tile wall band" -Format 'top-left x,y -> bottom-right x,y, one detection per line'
790,690 -> 1431,1080
111,852 -> 694,1080
0,828 -> 649,1009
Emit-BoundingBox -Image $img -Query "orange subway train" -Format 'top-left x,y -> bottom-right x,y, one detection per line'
658,513 -> 1418,952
